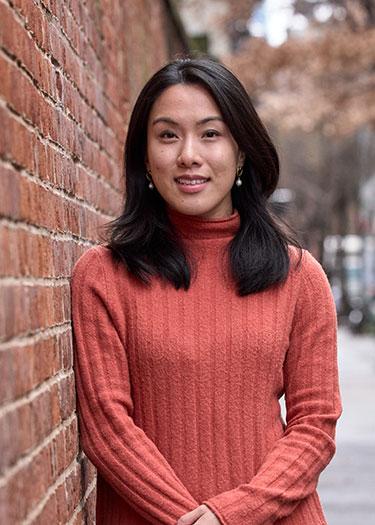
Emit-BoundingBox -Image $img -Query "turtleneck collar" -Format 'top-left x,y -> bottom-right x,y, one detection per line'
166,206 -> 240,240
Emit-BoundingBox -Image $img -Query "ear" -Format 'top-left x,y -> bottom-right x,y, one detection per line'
238,151 -> 245,168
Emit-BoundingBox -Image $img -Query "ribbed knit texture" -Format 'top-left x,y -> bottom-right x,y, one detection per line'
71,207 -> 342,525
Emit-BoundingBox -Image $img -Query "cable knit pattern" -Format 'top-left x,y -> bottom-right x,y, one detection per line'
71,207 -> 342,525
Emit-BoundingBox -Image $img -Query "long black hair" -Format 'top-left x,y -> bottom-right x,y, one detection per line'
107,57 -> 301,295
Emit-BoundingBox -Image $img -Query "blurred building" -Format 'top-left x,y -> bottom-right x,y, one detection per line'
177,0 -> 254,55
360,173 -> 375,234
177,0 -> 231,55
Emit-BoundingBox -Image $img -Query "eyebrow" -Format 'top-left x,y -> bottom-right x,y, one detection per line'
152,116 -> 224,126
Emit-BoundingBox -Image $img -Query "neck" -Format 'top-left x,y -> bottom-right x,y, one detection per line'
166,206 -> 240,241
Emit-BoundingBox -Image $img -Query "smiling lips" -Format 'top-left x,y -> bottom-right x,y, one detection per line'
175,175 -> 210,192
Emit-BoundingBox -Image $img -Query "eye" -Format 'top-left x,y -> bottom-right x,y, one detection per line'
203,130 -> 220,138
159,130 -> 177,140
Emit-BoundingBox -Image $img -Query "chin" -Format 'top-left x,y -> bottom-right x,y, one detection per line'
165,194 -> 230,219
171,203 -> 212,217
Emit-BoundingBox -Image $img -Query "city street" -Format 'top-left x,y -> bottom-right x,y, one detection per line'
318,326 -> 375,524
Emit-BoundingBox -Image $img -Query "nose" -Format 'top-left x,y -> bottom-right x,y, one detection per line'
177,136 -> 201,167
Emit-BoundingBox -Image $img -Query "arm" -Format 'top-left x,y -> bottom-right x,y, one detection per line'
71,247 -> 199,525
201,250 -> 342,524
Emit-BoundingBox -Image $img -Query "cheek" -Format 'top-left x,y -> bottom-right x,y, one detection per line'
148,145 -> 175,172
211,148 -> 237,175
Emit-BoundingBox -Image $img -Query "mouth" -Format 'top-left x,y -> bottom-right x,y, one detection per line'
174,176 -> 210,186
174,176 -> 210,194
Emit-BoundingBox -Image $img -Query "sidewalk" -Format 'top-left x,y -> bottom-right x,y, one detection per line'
318,327 -> 375,523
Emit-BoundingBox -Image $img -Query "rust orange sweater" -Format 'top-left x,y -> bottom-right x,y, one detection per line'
71,208 -> 342,525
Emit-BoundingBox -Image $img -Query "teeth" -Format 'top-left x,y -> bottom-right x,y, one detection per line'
176,179 -> 208,185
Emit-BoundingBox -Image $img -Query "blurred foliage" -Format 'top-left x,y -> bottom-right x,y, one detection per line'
224,0 -> 375,136
226,28 -> 375,136
294,0 -> 375,30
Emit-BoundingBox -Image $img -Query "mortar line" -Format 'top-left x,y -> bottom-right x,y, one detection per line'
0,323 -> 71,351
0,217 -> 99,245
0,369 -> 74,418
0,157 -> 115,221
0,45 -> 120,168
21,450 -> 90,525
41,0 -> 106,85
0,98 -> 123,199
0,276 -> 70,286
0,412 -> 76,486
66,476 -> 97,525
3,0 -> 126,133
37,0 -> 122,116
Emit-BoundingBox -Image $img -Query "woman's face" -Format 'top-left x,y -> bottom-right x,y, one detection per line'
146,83 -> 244,219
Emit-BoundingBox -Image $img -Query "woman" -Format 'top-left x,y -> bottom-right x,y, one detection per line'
71,57 -> 342,525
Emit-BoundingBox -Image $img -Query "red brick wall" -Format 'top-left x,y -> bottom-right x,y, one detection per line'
0,1 -> 188,522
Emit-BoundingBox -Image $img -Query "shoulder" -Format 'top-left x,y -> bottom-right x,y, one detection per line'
71,245 -> 122,291
287,246 -> 334,308
288,246 -> 328,280
73,245 -> 111,273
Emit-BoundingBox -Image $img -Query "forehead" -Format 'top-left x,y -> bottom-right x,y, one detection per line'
149,83 -> 222,121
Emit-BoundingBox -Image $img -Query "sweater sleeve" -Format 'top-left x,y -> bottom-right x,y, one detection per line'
202,250 -> 342,524
71,247 -> 199,525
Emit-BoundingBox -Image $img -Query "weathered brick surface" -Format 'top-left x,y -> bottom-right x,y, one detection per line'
0,0 -> 188,522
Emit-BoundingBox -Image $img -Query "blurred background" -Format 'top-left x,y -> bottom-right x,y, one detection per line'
174,1 -> 375,522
